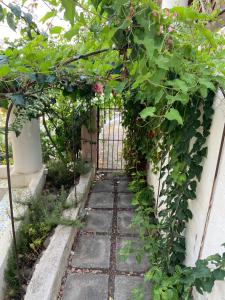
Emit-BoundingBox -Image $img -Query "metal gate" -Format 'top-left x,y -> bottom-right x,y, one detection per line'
97,106 -> 125,170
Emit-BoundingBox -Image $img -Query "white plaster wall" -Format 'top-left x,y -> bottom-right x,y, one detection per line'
150,0 -> 225,297
185,91 -> 225,267
147,91 -> 225,299
147,162 -> 160,200
186,90 -> 225,299
10,119 -> 43,174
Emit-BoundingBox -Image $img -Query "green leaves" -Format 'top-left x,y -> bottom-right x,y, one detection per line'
40,10 -> 57,23
155,56 -> 170,70
9,4 -> 21,18
202,28 -> 216,48
0,55 -> 8,65
5,4 -> 23,31
134,33 -> 155,60
49,26 -> 64,35
92,0 -> 101,9
171,7 -> 201,22
199,78 -> 216,92
0,2 -> 223,299
0,65 -> 10,77
61,0 -> 75,25
213,269 -> 225,281
166,79 -> 188,94
64,26 -> 79,40
119,19 -> 131,30
6,12 -> 17,31
10,94 -> 25,107
23,12 -> 33,24
140,107 -> 156,120
0,4 -> 5,21
143,38 -> 155,60
166,93 -> 189,105
165,108 -> 183,125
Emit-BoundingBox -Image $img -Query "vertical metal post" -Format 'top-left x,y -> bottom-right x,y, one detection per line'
5,103 -> 22,295
121,111 -> 125,170
102,101 -> 105,169
107,107 -> 111,169
97,106 -> 100,170
116,110 -> 120,170
111,108 -> 116,169
72,106 -> 78,202
89,104 -> 93,164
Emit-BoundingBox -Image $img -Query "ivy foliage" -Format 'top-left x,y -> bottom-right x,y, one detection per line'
0,0 -> 225,299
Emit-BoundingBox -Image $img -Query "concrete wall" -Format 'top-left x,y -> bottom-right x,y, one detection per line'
148,1 -> 225,297
186,90 -> 225,299
147,90 -> 225,299
10,119 -> 43,174
185,90 -> 225,266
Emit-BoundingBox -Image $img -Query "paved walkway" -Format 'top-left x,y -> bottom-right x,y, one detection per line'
59,173 -> 150,300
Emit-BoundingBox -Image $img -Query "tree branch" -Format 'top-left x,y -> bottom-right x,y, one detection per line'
42,114 -> 65,162
218,9 -> 225,17
1,0 -> 41,36
60,48 -> 118,66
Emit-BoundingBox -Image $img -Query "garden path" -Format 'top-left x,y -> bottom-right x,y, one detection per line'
58,172 -> 150,300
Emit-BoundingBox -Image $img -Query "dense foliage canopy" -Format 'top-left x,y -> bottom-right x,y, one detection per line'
1,0 -> 225,299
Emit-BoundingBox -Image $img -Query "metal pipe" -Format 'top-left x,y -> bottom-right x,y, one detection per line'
5,103 -> 22,296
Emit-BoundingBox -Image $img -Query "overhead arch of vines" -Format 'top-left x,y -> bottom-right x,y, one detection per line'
0,1 -> 225,299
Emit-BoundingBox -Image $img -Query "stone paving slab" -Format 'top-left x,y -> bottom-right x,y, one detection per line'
117,180 -> 131,193
114,275 -> 151,300
117,211 -> 138,235
72,235 -> 111,269
116,175 -> 130,181
88,192 -> 114,209
84,210 -> 113,233
0,188 -> 7,201
117,193 -> 133,209
59,173 -> 152,300
116,238 -> 150,273
92,180 -> 114,192
62,273 -> 109,300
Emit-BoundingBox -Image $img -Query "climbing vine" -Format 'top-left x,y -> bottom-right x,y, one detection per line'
0,0 -> 225,299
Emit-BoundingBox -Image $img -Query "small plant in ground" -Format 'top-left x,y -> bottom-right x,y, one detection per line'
144,253 -> 225,300
46,158 -> 91,190
46,160 -> 74,190
4,190 -> 82,299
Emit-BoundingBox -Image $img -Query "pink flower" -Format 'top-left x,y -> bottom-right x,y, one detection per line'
168,26 -> 174,33
173,12 -> 178,19
92,82 -> 103,95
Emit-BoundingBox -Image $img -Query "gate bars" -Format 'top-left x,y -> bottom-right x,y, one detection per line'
97,105 -> 125,170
